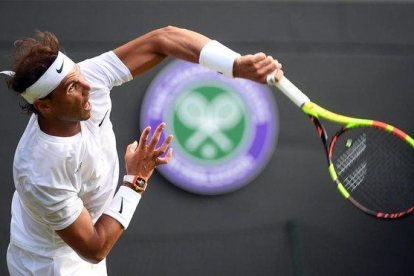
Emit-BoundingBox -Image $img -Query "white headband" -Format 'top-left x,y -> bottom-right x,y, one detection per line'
1,51 -> 75,104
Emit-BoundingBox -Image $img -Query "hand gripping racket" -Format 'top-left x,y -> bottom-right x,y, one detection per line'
267,75 -> 414,219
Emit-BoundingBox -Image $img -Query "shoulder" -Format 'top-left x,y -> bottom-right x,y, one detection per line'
14,128 -> 82,188
78,51 -> 133,89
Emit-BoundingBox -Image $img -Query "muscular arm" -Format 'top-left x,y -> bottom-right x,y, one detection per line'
56,208 -> 124,264
56,123 -> 173,264
113,26 -> 283,83
114,26 -> 210,77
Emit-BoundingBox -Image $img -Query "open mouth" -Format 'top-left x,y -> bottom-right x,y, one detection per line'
84,101 -> 92,111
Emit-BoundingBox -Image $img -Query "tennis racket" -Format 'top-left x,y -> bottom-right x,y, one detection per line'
267,75 -> 414,219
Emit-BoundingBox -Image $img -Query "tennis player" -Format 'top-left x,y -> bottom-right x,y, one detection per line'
2,26 -> 283,275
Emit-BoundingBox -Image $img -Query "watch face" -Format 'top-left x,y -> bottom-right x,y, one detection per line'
137,178 -> 145,188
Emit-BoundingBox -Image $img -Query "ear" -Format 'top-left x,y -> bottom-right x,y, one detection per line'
33,98 -> 52,116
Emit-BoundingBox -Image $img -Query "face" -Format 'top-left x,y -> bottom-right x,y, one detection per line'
47,65 -> 92,123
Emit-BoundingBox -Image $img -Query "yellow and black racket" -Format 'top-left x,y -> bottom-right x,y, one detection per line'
268,75 -> 414,219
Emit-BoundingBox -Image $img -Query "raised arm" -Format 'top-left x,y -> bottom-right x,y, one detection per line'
113,26 -> 283,83
113,26 -> 208,77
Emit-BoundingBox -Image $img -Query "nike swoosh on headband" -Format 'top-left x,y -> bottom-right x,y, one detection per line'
56,60 -> 64,74
0,71 -> 15,77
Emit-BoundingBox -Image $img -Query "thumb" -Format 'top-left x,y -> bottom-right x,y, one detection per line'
128,141 -> 138,153
275,69 -> 284,82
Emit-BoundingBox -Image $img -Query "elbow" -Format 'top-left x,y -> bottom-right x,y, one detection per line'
79,250 -> 108,264
89,254 -> 106,265
154,25 -> 180,39
151,25 -> 182,52
161,25 -> 180,32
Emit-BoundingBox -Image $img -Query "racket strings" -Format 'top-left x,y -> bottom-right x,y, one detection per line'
354,129 -> 414,214
349,155 -> 408,213
359,131 -> 414,212
335,133 -> 367,176
363,145 -> 413,213
332,127 -> 414,214
362,133 -> 413,212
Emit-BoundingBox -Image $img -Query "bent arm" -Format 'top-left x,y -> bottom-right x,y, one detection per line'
56,207 -> 124,264
114,26 -> 210,77
56,123 -> 173,264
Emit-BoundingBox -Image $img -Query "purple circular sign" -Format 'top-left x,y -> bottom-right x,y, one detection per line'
141,60 -> 279,195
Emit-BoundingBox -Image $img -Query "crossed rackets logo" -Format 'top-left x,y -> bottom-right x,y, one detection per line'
174,88 -> 245,160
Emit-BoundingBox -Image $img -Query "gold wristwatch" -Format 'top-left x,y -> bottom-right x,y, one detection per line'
123,175 -> 147,193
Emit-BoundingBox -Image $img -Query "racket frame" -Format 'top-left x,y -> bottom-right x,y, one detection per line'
273,76 -> 414,219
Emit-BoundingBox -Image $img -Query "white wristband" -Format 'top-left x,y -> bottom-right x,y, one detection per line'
199,40 -> 241,78
103,186 -> 141,229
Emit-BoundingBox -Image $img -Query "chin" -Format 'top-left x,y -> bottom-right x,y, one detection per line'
81,112 -> 92,121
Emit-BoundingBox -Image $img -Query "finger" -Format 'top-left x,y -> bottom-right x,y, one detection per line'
253,52 -> 266,62
156,149 -> 173,165
138,126 -> 151,152
275,69 -> 284,82
275,59 -> 282,70
253,61 -> 276,84
256,56 -> 278,77
265,55 -> 277,64
148,122 -> 166,152
267,56 -> 282,70
260,59 -> 278,74
266,69 -> 285,85
154,134 -> 174,158
127,141 -> 138,154
261,56 -> 283,83
156,148 -> 173,165
273,59 -> 282,70
255,55 -> 275,67
270,58 -> 282,72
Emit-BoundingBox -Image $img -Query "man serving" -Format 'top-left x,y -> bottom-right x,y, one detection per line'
2,26 -> 283,275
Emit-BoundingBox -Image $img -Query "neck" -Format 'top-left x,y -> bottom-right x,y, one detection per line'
37,115 -> 81,137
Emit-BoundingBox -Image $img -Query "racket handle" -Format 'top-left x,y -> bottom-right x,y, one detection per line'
273,76 -> 310,108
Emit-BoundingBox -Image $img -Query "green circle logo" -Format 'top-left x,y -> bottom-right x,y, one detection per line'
172,84 -> 250,163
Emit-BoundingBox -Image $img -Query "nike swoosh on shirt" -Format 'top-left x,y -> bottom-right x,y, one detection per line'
99,110 -> 109,127
56,60 -> 64,74
119,198 -> 123,214
74,162 -> 83,174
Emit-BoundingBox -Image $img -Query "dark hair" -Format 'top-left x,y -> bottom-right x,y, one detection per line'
6,31 -> 60,114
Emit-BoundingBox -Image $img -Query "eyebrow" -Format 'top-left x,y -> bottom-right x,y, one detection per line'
62,65 -> 80,90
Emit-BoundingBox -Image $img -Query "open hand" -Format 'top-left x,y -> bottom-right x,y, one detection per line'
124,122 -> 173,181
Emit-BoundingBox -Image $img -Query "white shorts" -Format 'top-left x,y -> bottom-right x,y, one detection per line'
7,243 -> 107,276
